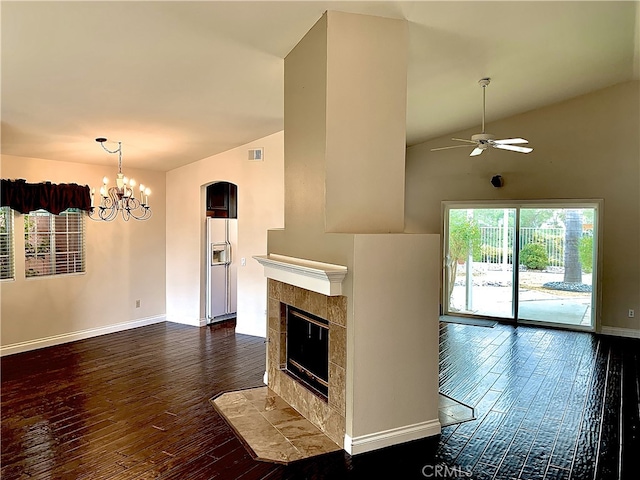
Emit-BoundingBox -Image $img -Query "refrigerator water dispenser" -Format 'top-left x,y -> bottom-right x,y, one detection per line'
211,243 -> 230,265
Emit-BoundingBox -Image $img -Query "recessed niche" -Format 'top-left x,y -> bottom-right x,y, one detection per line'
206,181 -> 237,218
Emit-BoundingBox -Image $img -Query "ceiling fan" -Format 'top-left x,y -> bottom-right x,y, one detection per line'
431,78 -> 533,157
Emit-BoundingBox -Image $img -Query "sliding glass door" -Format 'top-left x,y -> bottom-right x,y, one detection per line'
444,203 -> 597,330
517,207 -> 596,327
445,208 -> 516,319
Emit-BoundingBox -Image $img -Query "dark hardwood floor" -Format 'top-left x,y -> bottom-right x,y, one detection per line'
1,321 -> 638,479
437,322 -> 639,480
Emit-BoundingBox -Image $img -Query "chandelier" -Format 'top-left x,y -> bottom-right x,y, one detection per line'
89,138 -> 152,221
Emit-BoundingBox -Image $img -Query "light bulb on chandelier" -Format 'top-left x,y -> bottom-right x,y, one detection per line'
89,138 -> 152,221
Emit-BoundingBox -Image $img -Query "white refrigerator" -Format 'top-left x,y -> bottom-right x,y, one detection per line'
206,218 -> 238,322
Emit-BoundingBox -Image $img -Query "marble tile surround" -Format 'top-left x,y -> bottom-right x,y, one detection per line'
211,387 -> 341,464
267,279 -> 347,448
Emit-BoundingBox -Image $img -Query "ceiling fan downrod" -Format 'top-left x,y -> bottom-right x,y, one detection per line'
429,76 -> 532,156
479,77 -> 490,134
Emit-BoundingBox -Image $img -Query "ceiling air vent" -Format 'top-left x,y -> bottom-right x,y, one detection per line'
248,148 -> 264,161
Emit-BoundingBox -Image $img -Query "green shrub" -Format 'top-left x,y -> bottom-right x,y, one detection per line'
579,235 -> 593,273
520,243 -> 548,270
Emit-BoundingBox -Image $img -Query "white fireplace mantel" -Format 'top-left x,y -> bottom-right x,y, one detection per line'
253,254 -> 348,296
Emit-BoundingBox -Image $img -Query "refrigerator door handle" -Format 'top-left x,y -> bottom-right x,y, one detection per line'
225,242 -> 232,265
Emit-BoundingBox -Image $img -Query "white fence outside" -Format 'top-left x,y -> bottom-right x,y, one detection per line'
479,227 -> 565,267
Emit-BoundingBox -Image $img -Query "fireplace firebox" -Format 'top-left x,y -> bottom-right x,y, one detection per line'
285,305 -> 329,398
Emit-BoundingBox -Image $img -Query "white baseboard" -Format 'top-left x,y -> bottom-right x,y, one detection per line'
344,418 -> 441,455
0,315 -> 166,356
166,314 -> 203,327
600,326 -> 640,339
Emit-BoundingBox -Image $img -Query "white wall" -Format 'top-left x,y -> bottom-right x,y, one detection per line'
405,81 -> 640,334
165,132 -> 284,337
0,155 -> 166,353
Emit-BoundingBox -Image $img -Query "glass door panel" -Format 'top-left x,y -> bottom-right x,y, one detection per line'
445,208 -> 516,319
517,207 -> 596,327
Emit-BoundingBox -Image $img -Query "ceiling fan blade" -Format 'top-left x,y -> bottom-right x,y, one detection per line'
494,144 -> 533,154
494,138 -> 529,145
470,147 -> 484,157
431,144 -> 474,152
451,137 -> 478,145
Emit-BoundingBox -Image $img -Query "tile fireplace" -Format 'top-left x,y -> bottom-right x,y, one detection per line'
266,278 -> 347,447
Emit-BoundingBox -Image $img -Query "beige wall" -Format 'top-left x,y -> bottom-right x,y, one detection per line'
165,132 -> 284,337
405,81 -> 640,333
324,12 -> 407,233
281,14 -> 328,240
0,155 -> 166,350
350,234 -> 440,439
269,12 -> 359,269
279,11 -> 407,239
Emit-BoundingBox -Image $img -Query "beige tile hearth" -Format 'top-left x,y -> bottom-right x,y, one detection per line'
438,393 -> 475,427
211,387 -> 342,464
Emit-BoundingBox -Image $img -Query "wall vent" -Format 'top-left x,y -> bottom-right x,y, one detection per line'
248,148 -> 264,161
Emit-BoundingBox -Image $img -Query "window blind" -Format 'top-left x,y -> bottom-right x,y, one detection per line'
24,209 -> 85,278
0,207 -> 14,280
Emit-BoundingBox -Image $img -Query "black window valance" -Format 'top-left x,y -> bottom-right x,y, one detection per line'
1,179 -> 92,215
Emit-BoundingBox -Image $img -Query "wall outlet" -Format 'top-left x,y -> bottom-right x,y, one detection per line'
241,257 -> 246,266
136,300 -> 141,308
629,309 -> 635,318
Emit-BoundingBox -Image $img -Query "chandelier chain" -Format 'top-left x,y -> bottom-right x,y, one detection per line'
99,141 -> 123,174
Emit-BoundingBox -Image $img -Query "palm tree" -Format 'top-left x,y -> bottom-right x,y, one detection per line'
563,209 -> 582,283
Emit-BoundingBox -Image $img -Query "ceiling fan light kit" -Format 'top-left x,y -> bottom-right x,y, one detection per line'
431,78 -> 533,157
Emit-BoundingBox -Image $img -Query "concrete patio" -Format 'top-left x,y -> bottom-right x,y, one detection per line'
449,265 -> 593,327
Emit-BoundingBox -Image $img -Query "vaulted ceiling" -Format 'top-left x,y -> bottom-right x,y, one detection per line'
2,1 -> 638,171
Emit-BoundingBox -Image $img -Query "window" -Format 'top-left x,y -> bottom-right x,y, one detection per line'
0,207 -> 14,280
24,209 -> 85,278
